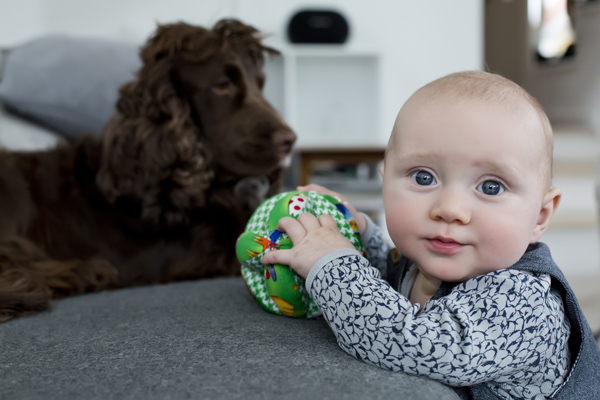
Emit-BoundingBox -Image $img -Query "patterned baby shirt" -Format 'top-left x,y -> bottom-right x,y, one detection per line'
305,217 -> 571,400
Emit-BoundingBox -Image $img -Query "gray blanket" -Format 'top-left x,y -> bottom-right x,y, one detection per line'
0,277 -> 459,400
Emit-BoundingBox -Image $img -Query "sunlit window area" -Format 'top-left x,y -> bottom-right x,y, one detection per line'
529,0 -> 577,63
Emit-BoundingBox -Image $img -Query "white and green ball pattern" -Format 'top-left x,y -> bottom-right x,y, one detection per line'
236,191 -> 365,318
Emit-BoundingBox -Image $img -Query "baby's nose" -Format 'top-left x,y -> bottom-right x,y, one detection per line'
429,188 -> 471,224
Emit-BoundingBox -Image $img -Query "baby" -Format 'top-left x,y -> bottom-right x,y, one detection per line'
261,71 -> 600,399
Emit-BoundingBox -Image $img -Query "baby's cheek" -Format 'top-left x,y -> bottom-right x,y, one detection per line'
476,216 -> 531,270
386,205 -> 419,248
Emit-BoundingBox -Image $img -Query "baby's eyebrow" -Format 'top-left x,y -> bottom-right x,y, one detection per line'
394,152 -> 522,179
393,151 -> 445,165
472,159 -> 521,180
395,151 -> 439,161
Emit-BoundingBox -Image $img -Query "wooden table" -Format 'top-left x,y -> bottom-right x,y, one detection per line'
296,147 -> 385,186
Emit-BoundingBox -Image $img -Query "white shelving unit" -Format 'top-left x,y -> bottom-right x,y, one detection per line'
263,44 -> 386,229
263,44 -> 383,149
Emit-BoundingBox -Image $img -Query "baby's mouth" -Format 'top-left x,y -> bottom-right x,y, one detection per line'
426,236 -> 465,255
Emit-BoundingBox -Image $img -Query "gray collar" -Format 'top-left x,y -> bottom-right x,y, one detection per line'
233,175 -> 270,202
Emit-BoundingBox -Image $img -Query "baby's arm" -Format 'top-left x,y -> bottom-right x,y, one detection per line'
306,255 -> 570,390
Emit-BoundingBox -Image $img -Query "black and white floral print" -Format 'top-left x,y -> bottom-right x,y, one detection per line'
306,221 -> 571,400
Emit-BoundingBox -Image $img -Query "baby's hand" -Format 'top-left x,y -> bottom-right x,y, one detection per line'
297,184 -> 367,235
260,212 -> 355,279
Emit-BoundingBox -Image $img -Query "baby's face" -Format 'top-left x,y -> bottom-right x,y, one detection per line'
381,96 -> 551,282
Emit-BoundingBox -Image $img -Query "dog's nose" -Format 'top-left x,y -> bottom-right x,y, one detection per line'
273,129 -> 296,154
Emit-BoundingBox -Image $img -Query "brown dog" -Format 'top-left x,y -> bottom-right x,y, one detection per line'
0,19 -> 295,322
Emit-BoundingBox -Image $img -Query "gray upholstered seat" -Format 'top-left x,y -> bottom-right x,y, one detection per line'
0,277 -> 459,400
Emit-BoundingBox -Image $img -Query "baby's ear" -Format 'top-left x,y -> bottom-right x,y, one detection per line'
379,164 -> 385,177
531,187 -> 562,243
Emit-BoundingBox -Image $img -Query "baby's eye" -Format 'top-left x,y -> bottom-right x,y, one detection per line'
411,171 -> 436,186
477,180 -> 504,195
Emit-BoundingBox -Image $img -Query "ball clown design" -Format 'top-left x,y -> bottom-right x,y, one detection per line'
236,191 -> 365,318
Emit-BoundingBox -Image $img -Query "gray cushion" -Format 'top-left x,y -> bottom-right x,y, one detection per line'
0,277 -> 459,400
0,104 -> 60,150
0,35 -> 140,140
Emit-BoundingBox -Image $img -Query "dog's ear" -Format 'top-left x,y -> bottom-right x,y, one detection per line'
96,24 -> 216,227
97,106 -> 214,226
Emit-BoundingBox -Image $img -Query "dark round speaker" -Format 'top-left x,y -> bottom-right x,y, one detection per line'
287,10 -> 349,44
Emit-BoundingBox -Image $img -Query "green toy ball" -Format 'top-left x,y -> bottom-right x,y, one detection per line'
236,190 -> 365,318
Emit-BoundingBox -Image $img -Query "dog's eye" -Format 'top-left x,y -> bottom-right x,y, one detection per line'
212,80 -> 233,95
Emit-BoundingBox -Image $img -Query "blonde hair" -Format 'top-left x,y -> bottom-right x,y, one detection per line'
386,71 -> 554,188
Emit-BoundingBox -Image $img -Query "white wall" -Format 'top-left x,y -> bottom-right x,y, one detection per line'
0,0 -> 237,46
0,0 -> 483,145
235,0 -> 484,139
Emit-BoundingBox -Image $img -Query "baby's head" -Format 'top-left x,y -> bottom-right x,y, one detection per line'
381,71 -> 561,282
386,71 -> 554,189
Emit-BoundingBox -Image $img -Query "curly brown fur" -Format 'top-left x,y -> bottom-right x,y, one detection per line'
0,19 -> 295,322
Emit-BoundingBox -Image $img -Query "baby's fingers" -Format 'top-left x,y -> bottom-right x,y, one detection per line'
260,249 -> 292,266
299,185 -> 366,235
317,214 -> 338,229
277,216 -> 307,244
298,184 -> 343,202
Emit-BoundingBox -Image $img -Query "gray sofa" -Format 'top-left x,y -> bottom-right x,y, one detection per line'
0,278 -> 459,400
0,36 -> 459,399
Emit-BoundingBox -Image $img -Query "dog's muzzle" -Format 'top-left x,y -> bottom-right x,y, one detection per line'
273,128 -> 296,167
